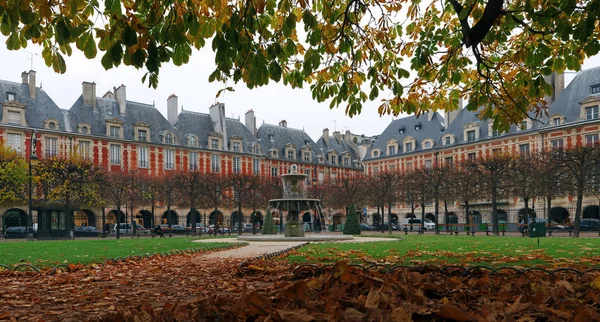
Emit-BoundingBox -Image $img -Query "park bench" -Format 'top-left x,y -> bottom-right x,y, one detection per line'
402,224 -> 425,235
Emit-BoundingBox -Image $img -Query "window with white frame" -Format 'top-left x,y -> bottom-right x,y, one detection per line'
211,138 -> 219,149
467,153 -> 476,161
233,156 -> 241,173
6,133 -> 22,154
445,136 -> 451,145
165,133 -> 174,144
138,146 -> 149,168
232,141 -> 241,152
287,149 -> 294,159
467,130 -> 476,142
343,157 -> 349,166
164,149 -> 174,169
424,160 -> 432,168
271,167 -> 278,177
110,126 -> 120,138
110,144 -> 121,164
211,154 -> 220,172
138,129 -> 147,142
318,171 -> 324,183
405,142 -> 413,152
551,139 -> 564,149
423,141 -> 431,149
188,136 -> 197,147
253,158 -> 260,175
586,106 -> 599,120
303,151 -> 311,161
330,154 -> 337,165
253,145 -> 260,154
592,85 -> 600,94
189,152 -> 198,171
586,134 -> 599,145
520,120 -> 528,130
6,92 -> 15,101
79,141 -> 91,160
7,111 -> 20,124
45,137 -> 58,157
388,145 -> 396,155
553,117 -> 561,126
519,143 -> 530,155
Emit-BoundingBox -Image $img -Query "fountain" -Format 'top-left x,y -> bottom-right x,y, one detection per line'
237,164 -> 353,241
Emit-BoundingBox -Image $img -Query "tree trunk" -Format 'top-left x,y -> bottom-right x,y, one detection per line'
524,197 -> 530,221
574,187 -> 584,238
151,198 -> 155,229
238,203 -> 243,236
116,204 -> 121,239
434,198 -> 439,234
546,195 -> 552,223
102,207 -> 106,237
491,185 -> 499,236
388,202 -> 392,234
191,206 -> 197,235
421,203 -> 425,231
464,200 -> 470,233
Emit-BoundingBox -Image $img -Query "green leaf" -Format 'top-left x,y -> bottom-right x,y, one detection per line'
101,51 -> 113,69
56,20 -> 70,44
76,31 -> 97,59
131,49 -> 145,68
269,61 -> 282,82
52,52 -> 67,73
123,25 -> 137,46
110,43 -> 123,65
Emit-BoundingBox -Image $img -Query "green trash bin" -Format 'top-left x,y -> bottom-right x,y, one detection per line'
529,222 -> 546,238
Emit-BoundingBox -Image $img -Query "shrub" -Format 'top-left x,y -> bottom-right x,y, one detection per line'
343,204 -> 361,235
261,209 -> 277,234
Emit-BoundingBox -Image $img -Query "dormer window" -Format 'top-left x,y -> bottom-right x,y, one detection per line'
405,142 -> 413,152
414,123 -> 422,131
424,141 -> 431,149
520,120 -> 528,130
165,132 -> 174,144
133,122 -> 150,142
467,130 -> 476,142
47,121 -> 57,130
445,136 -> 451,145
7,111 -> 21,124
110,126 -> 119,137
270,149 -> 278,157
343,157 -> 350,166
138,129 -> 147,141
553,117 -> 561,126
187,135 -> 198,147
591,84 -> 600,94
330,154 -> 337,165
2,101 -> 26,126
388,145 -> 396,155
211,138 -> 219,149
318,156 -> 324,163
586,106 -> 599,120
398,127 -> 405,134
373,150 -> 380,157
287,150 -> 294,159
268,134 -> 274,141
6,92 -> 15,101
252,143 -> 260,154
233,141 -> 241,152
463,123 -> 480,142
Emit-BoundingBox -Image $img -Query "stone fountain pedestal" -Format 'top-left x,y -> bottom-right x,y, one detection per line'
285,218 -> 304,237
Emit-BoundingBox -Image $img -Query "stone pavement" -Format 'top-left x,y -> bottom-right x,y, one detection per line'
194,236 -> 395,259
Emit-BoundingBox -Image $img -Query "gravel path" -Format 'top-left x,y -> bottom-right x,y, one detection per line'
194,236 -> 396,259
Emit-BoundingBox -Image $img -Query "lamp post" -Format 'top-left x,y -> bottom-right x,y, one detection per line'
28,129 -> 38,241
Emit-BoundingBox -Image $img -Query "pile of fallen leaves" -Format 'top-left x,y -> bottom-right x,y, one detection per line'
1,252 -> 599,321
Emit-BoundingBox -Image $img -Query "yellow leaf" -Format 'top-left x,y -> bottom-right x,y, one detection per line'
592,276 -> 600,289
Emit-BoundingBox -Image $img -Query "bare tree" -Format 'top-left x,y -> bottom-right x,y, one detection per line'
551,144 -> 600,237
507,154 -> 541,222
201,173 -> 230,232
407,169 -> 431,231
175,170 -> 205,235
228,173 -> 261,235
102,172 -> 128,239
473,154 -> 512,235
156,172 -> 182,229
419,164 -> 451,233
365,170 -> 403,233
139,175 -> 161,229
448,162 -> 481,228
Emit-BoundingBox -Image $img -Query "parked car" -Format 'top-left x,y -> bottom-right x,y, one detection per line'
112,223 -> 150,235
3,226 -> 27,239
579,218 -> 600,231
207,225 -> 229,234
359,223 -> 374,231
400,218 -> 435,231
74,226 -> 102,237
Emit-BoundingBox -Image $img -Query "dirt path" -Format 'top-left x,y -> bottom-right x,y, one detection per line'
194,236 -> 396,259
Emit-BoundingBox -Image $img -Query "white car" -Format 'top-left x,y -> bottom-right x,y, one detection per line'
112,223 -> 150,235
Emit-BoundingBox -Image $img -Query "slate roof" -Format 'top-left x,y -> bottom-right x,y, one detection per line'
256,123 -> 324,161
544,66 -> 600,127
67,96 -> 179,144
364,112 -> 444,161
315,134 -> 358,165
0,80 -> 65,130
174,110 -> 259,152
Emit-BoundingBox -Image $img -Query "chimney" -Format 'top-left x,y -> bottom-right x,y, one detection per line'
167,94 -> 178,125
28,70 -> 36,98
322,128 -> 330,146
82,82 -> 97,111
245,109 -> 256,136
21,71 -> 29,84
444,98 -> 462,129
333,131 -> 341,141
344,130 -> 353,143
102,90 -> 114,99
114,85 -> 126,114
544,72 -> 565,105
209,103 -> 228,150
279,120 -> 287,127
427,111 -> 434,122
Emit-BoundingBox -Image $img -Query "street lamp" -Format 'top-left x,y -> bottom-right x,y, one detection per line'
28,129 -> 38,241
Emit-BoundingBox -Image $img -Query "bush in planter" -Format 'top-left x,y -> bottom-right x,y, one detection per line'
343,204 -> 361,235
261,209 -> 277,234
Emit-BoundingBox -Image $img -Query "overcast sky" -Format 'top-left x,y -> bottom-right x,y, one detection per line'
1,36 -> 599,140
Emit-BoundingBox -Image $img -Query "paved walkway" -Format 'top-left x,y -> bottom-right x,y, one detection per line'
194,236 -> 395,259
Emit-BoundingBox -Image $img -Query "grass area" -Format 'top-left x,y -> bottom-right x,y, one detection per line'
0,236 -> 236,267
286,235 -> 600,267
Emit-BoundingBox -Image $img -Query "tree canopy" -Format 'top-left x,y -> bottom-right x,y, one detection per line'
2,0 -> 597,129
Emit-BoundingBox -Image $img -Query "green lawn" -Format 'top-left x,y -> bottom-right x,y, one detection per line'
0,237 -> 235,267
286,235 -> 600,267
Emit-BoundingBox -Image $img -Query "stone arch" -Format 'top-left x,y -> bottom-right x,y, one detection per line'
251,211 -> 264,225
162,210 -> 179,226
302,212 -> 312,223
74,209 -> 96,227
186,210 -> 201,227
139,210 -> 153,228
2,208 -> 27,230
445,212 -> 458,224
469,211 -> 482,224
518,208 -> 536,222
106,210 -> 125,224
496,209 -> 508,222
550,207 -> 570,223
332,212 -> 344,230
425,213 -> 435,222
231,211 -> 244,226
583,205 -> 600,219
209,210 -> 224,226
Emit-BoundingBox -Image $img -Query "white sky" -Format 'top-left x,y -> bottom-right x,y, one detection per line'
1,36 -> 599,140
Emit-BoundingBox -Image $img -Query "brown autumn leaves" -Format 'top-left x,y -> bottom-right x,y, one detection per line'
1,251 -> 599,321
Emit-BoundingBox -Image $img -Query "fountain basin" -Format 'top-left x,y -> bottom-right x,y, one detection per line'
236,234 -> 354,242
